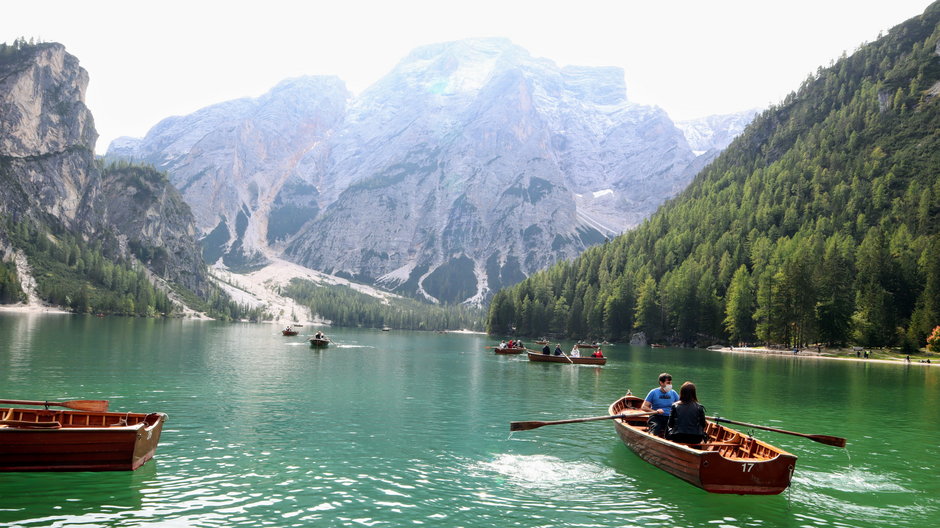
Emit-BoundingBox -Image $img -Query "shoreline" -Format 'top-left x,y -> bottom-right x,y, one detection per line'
0,303 -> 70,315
713,346 -> 937,367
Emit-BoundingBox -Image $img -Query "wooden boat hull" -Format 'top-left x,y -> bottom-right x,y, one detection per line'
575,343 -> 600,349
492,346 -> 525,355
608,396 -> 796,495
0,408 -> 166,472
282,330 -> 299,336
527,351 -> 606,365
309,338 -> 330,348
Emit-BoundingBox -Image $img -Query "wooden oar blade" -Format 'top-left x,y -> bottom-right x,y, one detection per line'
808,434 -> 847,448
0,399 -> 109,412
61,400 -> 110,412
510,421 -> 547,431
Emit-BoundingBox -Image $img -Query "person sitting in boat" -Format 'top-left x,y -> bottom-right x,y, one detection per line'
315,331 -> 323,339
592,349 -> 604,358
516,340 -> 524,349
570,346 -> 580,358
667,381 -> 707,445
507,339 -> 515,348
542,344 -> 551,355
640,373 -> 679,437
554,345 -> 563,356
499,341 -> 507,349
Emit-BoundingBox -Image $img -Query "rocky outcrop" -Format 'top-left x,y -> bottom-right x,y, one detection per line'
0,42 -> 211,302
0,42 -> 98,225
88,163 -> 210,296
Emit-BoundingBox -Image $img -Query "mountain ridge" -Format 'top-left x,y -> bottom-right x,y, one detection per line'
108,38 -> 753,304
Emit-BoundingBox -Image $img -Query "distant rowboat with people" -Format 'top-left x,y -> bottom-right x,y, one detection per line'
526,351 -> 606,365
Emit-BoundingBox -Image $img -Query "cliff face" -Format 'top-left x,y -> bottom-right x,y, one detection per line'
109,38 -> 749,304
112,76 -> 350,269
0,43 -> 98,225
0,42 -> 210,301
89,164 -> 209,295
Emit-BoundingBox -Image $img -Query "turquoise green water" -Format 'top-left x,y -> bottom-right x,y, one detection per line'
0,312 -> 938,527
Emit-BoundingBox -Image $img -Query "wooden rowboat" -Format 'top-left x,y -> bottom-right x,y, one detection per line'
608,395 -> 797,494
490,346 -> 525,355
0,404 -> 167,471
527,351 -> 607,365
309,337 -> 330,348
534,339 -> 549,345
575,343 -> 600,349
282,329 -> 299,336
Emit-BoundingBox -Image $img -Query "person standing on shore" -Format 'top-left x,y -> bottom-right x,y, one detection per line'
640,373 -> 679,437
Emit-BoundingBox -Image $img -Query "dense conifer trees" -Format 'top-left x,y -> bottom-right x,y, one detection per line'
487,3 -> 940,349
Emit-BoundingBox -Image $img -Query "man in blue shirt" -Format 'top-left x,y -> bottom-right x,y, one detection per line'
641,372 -> 679,437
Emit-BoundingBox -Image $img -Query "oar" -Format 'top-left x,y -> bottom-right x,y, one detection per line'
0,399 -> 109,412
708,416 -> 846,448
560,347 -> 574,364
510,411 -> 656,431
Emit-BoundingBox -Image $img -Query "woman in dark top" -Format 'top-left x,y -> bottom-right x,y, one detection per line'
667,381 -> 707,445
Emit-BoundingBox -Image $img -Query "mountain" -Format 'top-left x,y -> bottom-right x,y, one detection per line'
0,40 -> 213,313
487,2 -> 940,351
110,38 -> 747,304
108,76 -> 350,269
675,109 -> 761,154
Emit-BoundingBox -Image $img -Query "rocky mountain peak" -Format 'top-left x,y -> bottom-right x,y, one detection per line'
0,42 -> 97,157
107,38 -> 752,304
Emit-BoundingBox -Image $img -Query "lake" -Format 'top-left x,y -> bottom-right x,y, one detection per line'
1,312 -> 938,527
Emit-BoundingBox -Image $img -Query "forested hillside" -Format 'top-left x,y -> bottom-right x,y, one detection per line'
487,2 -> 940,351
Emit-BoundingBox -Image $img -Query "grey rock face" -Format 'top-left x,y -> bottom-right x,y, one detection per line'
0,43 -> 98,224
0,42 -> 210,300
116,76 -> 349,269
109,38 -> 746,304
675,109 -> 760,154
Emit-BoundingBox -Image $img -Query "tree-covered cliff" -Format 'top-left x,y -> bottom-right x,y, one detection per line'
0,39 -> 238,317
487,2 -> 940,351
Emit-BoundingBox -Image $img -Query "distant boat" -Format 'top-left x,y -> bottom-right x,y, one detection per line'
650,344 -> 666,348
382,326 -> 391,331
0,399 -> 167,471
489,346 -> 525,355
309,336 -> 330,348
575,343 -> 600,349
282,329 -> 299,336
534,338 -> 549,345
526,351 -> 606,365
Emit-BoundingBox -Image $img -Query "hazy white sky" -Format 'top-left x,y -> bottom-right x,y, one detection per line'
3,0 -> 934,154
